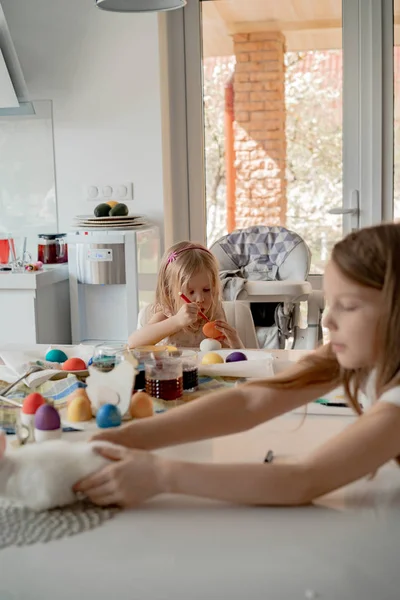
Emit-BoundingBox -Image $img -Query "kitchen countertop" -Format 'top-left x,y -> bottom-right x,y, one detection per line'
0,264 -> 69,289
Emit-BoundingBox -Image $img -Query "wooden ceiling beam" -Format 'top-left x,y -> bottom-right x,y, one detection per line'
226,15 -> 400,35
228,19 -> 342,35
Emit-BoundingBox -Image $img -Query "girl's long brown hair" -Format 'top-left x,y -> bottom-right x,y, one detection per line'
245,223 -> 400,420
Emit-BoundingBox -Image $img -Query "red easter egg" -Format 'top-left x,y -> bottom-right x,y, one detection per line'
22,393 -> 46,415
202,321 -> 221,339
62,357 -> 87,371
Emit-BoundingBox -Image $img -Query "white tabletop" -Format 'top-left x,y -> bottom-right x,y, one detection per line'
1,412 -> 400,600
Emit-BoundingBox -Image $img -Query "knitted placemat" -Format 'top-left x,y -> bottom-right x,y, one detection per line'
0,498 -> 119,549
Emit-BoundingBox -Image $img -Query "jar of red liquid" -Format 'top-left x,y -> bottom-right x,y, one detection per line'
145,357 -> 183,401
0,235 -> 10,265
37,234 -> 68,264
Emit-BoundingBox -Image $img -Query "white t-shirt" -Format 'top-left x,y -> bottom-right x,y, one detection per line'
362,369 -> 400,410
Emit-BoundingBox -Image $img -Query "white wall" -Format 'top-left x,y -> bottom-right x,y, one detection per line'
2,0 -> 164,240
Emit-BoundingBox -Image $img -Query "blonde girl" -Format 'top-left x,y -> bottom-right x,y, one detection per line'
78,223 -> 400,508
128,241 -> 243,349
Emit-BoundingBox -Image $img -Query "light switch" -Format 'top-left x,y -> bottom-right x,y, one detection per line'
102,185 -> 112,198
86,182 -> 133,201
88,185 -> 99,199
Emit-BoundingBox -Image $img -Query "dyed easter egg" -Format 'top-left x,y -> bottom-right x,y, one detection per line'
88,357 -> 94,367
129,391 -> 154,419
96,404 -> 122,428
34,404 -> 61,430
66,388 -> 90,407
201,352 -> 224,365
199,338 -> 222,352
22,393 -> 46,415
34,404 -> 62,442
226,352 -> 248,363
67,395 -> 92,422
202,321 -> 221,339
45,348 -> 68,363
62,357 -> 87,372
21,393 -> 46,427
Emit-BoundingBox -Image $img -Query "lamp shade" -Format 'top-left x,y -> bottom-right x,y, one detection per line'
95,0 -> 186,12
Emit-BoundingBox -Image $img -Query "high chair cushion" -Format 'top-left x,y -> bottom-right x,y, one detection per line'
222,301 -> 259,349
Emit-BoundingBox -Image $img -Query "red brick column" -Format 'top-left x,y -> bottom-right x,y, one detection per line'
233,32 -> 286,228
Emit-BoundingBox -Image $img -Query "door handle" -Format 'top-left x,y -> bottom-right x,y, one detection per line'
328,190 -> 360,229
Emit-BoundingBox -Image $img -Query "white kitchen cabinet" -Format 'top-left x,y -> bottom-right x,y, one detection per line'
0,265 -> 71,344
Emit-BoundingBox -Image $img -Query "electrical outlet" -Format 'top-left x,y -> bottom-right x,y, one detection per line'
86,182 -> 134,202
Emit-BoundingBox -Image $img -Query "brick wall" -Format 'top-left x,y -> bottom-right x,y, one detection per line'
233,32 -> 287,228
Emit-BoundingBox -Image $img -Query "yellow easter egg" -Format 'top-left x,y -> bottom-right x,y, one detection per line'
201,352 -> 224,365
67,395 -> 93,422
66,388 -> 90,407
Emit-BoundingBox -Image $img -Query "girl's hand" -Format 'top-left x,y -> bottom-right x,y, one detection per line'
175,303 -> 199,328
74,445 -> 168,507
214,320 -> 244,349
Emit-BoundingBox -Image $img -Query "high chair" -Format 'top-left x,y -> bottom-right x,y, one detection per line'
210,226 -> 325,350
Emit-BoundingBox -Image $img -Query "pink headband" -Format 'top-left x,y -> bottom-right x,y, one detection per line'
167,245 -> 212,265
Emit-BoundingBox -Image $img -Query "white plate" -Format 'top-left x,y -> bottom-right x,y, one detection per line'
73,214 -> 145,221
75,220 -> 146,225
73,223 -> 148,230
75,219 -> 147,225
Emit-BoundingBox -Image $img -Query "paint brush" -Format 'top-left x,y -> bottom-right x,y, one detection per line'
179,292 -> 210,322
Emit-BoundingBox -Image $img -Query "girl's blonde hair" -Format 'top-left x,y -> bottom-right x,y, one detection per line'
248,223 -> 400,417
155,241 -> 222,326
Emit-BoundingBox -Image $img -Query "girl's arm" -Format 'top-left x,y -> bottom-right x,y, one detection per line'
164,401 -> 400,505
91,347 -> 337,449
128,303 -> 200,348
128,312 -> 179,348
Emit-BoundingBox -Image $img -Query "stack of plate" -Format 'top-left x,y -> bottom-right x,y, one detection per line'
72,214 -> 148,230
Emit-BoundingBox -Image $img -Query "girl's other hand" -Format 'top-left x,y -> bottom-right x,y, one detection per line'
214,320 -> 243,348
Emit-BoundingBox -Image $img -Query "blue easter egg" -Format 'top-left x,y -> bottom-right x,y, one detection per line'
88,357 -> 94,366
45,349 -> 68,363
96,404 -> 122,429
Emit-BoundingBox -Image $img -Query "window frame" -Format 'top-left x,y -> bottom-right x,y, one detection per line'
158,0 -> 394,246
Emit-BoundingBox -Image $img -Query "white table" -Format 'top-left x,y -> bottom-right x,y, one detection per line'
1,412 -> 400,600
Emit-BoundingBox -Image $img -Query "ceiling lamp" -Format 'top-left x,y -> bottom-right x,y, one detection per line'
95,0 -> 186,12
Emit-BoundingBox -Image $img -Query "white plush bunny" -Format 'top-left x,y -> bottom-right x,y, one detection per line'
0,431 -> 115,511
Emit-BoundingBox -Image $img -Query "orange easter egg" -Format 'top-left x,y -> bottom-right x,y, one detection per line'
202,321 -> 221,339
62,357 -> 87,372
129,391 -> 154,419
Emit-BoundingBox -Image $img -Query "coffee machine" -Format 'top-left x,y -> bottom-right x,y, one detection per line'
67,226 -> 160,343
